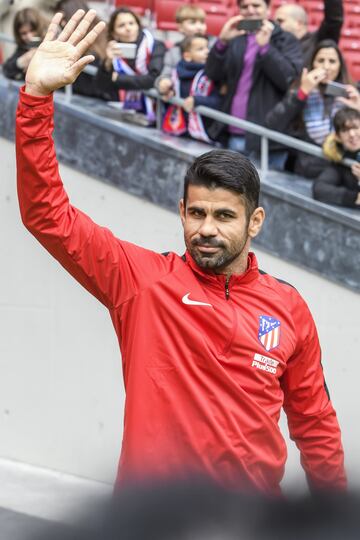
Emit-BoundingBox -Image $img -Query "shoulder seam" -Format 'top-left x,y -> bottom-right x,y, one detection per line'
259,269 -> 297,291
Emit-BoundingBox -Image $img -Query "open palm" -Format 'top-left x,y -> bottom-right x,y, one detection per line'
25,9 -> 105,96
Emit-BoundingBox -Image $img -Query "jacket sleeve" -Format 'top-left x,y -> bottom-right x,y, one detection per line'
265,90 -> 305,133
257,33 -> 303,92
280,293 -> 347,491
97,41 -> 166,92
3,48 -> 26,81
313,165 -> 359,207
204,40 -> 229,83
154,46 -> 178,90
16,88 -> 172,310
194,88 -> 222,110
316,0 -> 344,44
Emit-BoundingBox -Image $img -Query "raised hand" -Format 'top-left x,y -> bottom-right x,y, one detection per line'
219,15 -> 246,44
25,9 -> 105,97
299,67 -> 326,95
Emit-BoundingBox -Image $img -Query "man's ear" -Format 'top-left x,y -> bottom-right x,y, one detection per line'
183,51 -> 192,62
179,198 -> 186,226
248,207 -> 265,239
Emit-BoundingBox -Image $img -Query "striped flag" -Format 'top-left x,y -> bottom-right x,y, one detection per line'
258,315 -> 281,352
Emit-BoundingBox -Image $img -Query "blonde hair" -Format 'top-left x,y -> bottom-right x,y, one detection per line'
175,4 -> 206,23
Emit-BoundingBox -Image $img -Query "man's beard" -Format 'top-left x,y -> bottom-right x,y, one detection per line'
187,235 -> 249,272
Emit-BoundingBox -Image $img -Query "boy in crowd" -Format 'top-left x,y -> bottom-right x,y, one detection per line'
155,4 -> 207,99
162,34 -> 222,143
313,107 -> 360,208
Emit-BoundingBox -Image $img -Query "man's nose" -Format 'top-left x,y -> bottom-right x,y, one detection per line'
198,217 -> 218,237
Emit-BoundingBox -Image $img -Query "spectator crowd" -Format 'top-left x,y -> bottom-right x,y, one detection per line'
1,0 -> 360,208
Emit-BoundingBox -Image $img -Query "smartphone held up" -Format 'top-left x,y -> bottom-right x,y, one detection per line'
113,43 -> 137,59
237,19 -> 263,32
323,81 -> 349,98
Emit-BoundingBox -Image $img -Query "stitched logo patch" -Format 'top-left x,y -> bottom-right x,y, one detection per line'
258,315 -> 281,351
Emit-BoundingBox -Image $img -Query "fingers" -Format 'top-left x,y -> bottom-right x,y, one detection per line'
43,12 -> 63,42
76,20 -> 106,57
68,9 -> 98,46
58,9 -> 84,42
57,8 -> 86,43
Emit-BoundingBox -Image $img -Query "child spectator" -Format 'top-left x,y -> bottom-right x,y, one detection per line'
3,7 -> 47,80
155,4 -> 207,99
162,35 -> 221,143
95,7 -> 165,122
55,0 -> 107,97
313,107 -> 360,208
266,40 -> 353,178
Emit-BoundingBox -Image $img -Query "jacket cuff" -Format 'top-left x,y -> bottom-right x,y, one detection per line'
297,88 -> 308,101
18,86 -> 54,117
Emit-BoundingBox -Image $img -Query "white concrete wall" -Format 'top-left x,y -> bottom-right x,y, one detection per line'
1,136 -> 359,492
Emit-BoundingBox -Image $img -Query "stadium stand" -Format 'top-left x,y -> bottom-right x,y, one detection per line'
111,0 -> 359,80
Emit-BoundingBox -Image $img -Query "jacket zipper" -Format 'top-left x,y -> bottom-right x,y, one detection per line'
225,276 -> 230,300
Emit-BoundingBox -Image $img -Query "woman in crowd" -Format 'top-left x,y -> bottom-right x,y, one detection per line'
54,0 -> 107,97
3,7 -> 47,80
266,40 -> 353,178
95,7 -> 166,123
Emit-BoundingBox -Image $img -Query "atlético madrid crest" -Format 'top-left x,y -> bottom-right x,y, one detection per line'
258,315 -> 281,352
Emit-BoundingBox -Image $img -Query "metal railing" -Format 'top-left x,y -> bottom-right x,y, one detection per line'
1,31 -> 356,178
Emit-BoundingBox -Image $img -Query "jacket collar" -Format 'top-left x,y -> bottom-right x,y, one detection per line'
185,251 -> 259,288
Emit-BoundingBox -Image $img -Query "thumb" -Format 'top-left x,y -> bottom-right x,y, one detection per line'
68,55 -> 95,80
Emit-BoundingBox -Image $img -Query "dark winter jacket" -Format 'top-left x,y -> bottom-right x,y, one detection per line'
313,159 -> 360,208
204,23 -> 303,151
3,46 -> 28,80
95,32 -> 166,101
300,0 -> 344,64
266,89 -> 340,178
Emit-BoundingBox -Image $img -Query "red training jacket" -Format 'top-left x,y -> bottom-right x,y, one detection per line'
16,88 -> 347,494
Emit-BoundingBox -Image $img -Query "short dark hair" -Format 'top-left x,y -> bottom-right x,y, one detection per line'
237,0 -> 271,6
333,107 -> 360,134
180,34 -> 208,55
183,150 -> 260,219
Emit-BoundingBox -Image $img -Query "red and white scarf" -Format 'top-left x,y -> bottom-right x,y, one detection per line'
113,29 -> 155,120
162,68 -> 213,142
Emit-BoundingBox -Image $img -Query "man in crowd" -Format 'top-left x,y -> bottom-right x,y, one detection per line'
204,0 -> 302,168
17,9 -> 346,494
275,0 -> 344,62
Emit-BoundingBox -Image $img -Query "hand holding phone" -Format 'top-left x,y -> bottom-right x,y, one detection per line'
113,43 -> 137,60
26,36 -> 42,49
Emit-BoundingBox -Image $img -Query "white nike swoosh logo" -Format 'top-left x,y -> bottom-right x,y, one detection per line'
182,293 -> 212,307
